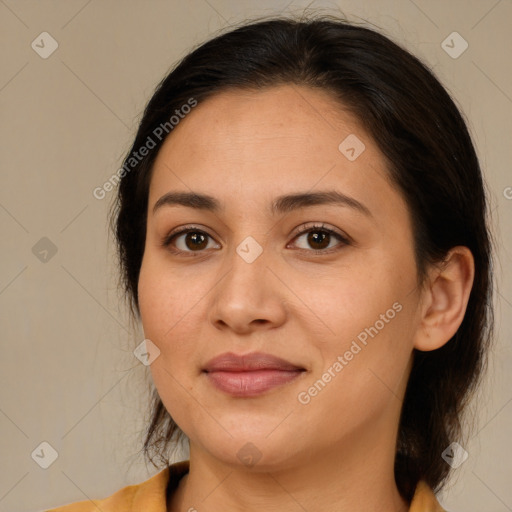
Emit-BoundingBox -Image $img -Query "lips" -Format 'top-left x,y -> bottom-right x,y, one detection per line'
203,352 -> 304,372
203,352 -> 305,397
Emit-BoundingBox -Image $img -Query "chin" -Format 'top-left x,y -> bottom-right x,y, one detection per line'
190,425 -> 308,472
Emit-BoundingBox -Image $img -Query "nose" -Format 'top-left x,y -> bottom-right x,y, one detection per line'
208,239 -> 287,335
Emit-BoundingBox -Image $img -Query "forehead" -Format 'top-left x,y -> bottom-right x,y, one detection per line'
148,85 -> 403,221
158,85 -> 364,158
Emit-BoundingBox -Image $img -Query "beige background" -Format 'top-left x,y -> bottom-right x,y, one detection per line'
0,1 -> 511,511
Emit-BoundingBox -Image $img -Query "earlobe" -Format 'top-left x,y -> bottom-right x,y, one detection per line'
413,246 -> 475,352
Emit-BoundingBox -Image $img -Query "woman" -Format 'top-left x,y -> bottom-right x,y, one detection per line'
47,14 -> 493,512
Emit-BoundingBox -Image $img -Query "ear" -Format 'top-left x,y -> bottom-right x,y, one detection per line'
413,246 -> 475,351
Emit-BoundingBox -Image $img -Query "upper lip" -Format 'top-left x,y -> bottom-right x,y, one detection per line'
203,352 -> 304,372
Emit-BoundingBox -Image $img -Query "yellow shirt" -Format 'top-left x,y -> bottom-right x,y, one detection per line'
46,460 -> 446,511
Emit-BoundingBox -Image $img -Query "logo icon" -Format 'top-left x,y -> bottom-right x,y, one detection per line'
441,441 -> 468,468
32,237 -> 58,263
338,134 -> 366,161
441,32 -> 468,59
237,442 -> 262,467
134,339 -> 161,366
31,32 -> 59,59
236,236 -> 263,263
31,441 -> 59,469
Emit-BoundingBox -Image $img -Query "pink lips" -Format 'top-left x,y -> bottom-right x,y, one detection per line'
203,352 -> 305,397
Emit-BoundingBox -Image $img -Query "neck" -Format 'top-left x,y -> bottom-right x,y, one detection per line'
168,419 -> 409,512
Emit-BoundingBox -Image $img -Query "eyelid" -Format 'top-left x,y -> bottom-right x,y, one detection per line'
289,222 -> 351,244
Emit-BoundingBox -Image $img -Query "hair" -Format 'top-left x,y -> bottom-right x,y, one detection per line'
110,14 -> 493,502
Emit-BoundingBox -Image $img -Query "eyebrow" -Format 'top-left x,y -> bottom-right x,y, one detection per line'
152,190 -> 372,217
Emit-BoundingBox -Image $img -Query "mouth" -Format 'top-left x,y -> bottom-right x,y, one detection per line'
202,352 -> 306,397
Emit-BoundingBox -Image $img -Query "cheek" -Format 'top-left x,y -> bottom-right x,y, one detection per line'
138,254 -> 201,341
304,264 -> 417,402
138,255 -> 214,393
297,308 -> 414,441
138,259 -> 201,423
301,264 -> 407,348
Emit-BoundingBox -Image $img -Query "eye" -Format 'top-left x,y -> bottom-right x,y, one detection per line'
161,223 -> 350,256
161,225 -> 220,255
288,223 -> 350,254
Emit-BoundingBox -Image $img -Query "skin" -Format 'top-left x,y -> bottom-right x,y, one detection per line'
137,85 -> 475,512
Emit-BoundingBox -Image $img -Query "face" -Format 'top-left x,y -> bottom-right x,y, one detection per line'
138,85 -> 424,471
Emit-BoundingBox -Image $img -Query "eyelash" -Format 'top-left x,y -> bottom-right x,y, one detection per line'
161,222 -> 351,257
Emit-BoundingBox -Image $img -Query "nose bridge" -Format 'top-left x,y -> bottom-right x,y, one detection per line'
223,232 -> 270,295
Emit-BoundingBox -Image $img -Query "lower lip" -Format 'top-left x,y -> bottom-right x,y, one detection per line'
205,369 -> 303,397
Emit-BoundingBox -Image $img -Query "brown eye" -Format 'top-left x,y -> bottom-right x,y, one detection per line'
306,230 -> 331,250
183,231 -> 209,251
291,224 -> 349,253
163,228 -> 220,254
162,223 -> 349,256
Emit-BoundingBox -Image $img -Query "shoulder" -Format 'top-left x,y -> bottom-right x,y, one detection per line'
45,466 -> 171,512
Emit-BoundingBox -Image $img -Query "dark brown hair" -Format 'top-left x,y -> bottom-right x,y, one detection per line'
110,15 -> 493,502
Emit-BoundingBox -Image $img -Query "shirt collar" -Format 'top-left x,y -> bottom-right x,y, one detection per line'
409,480 -> 447,511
